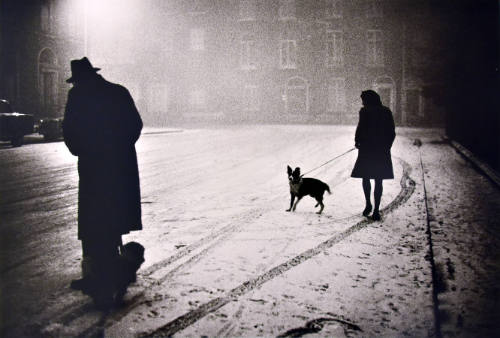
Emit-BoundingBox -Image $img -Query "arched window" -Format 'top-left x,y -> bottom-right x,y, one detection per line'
38,48 -> 59,116
39,48 -> 57,65
373,76 -> 395,112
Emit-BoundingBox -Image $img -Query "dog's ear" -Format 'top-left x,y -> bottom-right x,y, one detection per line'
287,165 -> 292,175
294,167 -> 301,176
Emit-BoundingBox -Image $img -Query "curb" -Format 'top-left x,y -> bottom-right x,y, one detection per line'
449,139 -> 500,189
142,130 -> 183,136
142,128 -> 183,135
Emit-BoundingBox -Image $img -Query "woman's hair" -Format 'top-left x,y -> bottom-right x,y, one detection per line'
361,90 -> 382,106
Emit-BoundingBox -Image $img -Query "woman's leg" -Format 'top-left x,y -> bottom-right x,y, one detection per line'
362,178 -> 372,216
372,179 -> 383,220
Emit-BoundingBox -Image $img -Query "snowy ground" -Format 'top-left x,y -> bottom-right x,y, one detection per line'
0,125 -> 499,337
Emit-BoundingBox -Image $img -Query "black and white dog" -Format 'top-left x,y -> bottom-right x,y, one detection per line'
286,165 -> 331,214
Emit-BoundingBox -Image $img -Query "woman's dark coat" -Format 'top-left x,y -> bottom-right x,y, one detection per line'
63,75 -> 143,240
351,104 -> 396,179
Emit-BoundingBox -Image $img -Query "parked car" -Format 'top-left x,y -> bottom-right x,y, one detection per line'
0,99 -> 35,146
38,117 -> 63,141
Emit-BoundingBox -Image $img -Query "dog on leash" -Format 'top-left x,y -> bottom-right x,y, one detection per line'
286,165 -> 331,214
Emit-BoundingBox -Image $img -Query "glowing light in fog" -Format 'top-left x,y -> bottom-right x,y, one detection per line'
84,0 -> 143,61
86,0 -> 139,31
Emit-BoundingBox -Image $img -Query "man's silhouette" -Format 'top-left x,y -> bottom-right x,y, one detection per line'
351,90 -> 395,221
63,57 -> 143,308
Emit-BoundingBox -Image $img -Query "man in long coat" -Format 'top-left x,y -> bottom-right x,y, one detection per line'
63,57 -> 143,307
351,90 -> 395,221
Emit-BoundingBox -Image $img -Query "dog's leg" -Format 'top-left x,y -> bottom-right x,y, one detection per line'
286,193 -> 295,212
315,197 -> 324,214
316,202 -> 324,214
292,196 -> 302,211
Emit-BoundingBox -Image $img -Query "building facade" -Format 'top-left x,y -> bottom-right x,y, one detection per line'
128,0 -> 447,126
1,0 -> 448,126
0,0 -> 85,119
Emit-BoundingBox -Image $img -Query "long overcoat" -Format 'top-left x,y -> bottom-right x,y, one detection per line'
63,75 -> 143,240
351,104 -> 396,179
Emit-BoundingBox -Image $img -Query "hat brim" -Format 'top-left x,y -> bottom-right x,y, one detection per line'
66,67 -> 101,83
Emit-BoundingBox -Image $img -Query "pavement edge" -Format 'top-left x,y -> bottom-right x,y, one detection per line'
448,139 -> 500,190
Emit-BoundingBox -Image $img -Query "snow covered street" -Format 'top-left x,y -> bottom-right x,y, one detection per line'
1,125 -> 499,337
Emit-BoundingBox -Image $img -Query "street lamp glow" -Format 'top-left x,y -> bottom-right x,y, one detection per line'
83,0 -> 143,62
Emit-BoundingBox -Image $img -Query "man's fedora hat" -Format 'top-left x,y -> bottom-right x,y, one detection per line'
66,57 -> 101,83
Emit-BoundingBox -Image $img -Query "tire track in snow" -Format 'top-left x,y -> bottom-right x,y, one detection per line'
77,190 -> 325,338
142,157 -> 415,337
42,207 -> 272,335
54,154 -> 383,336
43,154 -> 354,336
39,131 -> 302,332
140,154 -> 353,278
214,229 -> 296,337
141,209 -> 264,278
37,141 -> 367,336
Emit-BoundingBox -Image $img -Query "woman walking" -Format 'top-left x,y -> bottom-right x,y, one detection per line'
351,90 -> 396,221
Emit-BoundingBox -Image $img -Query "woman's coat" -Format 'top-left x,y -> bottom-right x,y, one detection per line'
351,104 -> 396,179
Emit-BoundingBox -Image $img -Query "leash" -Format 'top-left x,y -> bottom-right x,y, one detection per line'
300,147 -> 356,177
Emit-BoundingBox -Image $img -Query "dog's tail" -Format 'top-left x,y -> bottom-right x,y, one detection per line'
324,183 -> 331,194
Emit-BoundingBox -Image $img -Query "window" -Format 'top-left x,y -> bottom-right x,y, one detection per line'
41,72 -> 57,107
366,0 -> 383,18
67,17 -> 79,38
328,79 -> 346,112
286,77 -> 308,114
192,0 -> 207,14
243,85 -> 259,111
280,40 -> 297,69
366,30 -> 383,66
39,48 -> 57,65
67,1 -> 80,38
409,31 -> 430,68
41,1 -> 54,32
5,73 -> 18,104
162,34 -> 173,53
149,85 -> 168,113
38,48 -> 58,114
326,0 -> 342,18
326,30 -> 343,67
278,0 -> 296,20
241,38 -> 257,70
405,89 -> 422,117
190,89 -> 206,110
190,29 -> 205,51
144,85 -> 168,126
373,76 -> 395,111
239,0 -> 257,21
